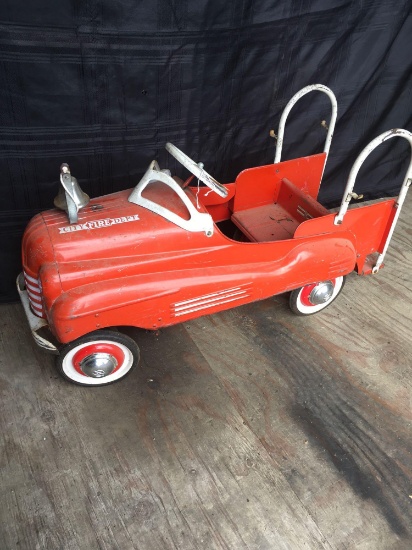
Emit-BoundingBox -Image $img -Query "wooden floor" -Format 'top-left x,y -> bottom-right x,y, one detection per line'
1,199 -> 412,550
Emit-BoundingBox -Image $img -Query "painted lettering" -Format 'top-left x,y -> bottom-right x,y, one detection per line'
58,214 -> 140,234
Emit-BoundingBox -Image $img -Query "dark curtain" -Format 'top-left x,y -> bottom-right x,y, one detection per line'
1,0 -> 411,302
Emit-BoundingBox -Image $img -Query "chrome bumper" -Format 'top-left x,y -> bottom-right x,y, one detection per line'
16,272 -> 58,353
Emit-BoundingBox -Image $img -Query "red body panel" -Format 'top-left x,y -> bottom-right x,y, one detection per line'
21,155 -> 397,345
295,200 -> 397,273
233,153 -> 327,211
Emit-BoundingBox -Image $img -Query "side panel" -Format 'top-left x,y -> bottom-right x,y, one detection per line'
49,231 -> 356,343
295,200 -> 396,272
233,153 -> 327,212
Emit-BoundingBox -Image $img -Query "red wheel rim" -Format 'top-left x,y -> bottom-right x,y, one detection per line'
300,279 -> 336,307
72,343 -> 125,376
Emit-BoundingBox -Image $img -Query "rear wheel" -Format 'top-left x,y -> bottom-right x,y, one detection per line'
289,276 -> 345,316
56,330 -> 140,386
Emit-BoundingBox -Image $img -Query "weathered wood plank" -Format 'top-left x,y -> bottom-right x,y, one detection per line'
1,197 -> 411,549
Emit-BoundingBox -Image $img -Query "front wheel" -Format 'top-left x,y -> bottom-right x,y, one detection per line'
56,330 -> 140,386
289,276 -> 345,316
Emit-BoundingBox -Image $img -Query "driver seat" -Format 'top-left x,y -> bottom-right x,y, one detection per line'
231,178 -> 329,242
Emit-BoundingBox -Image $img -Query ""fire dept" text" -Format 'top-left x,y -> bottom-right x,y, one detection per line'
58,214 -> 140,233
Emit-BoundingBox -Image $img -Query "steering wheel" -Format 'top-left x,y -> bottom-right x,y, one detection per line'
165,142 -> 228,198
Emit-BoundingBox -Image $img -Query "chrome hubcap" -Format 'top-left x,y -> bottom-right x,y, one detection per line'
79,352 -> 118,378
309,281 -> 334,305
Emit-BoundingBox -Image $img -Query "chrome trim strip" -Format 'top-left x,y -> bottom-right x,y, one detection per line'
174,286 -> 247,307
30,304 -> 43,314
26,289 -> 42,304
25,281 -> 41,293
23,272 -> 39,285
172,294 -> 250,317
174,289 -> 248,312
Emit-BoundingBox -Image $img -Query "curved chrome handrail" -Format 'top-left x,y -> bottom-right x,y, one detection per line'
274,84 -> 338,165
334,128 -> 412,273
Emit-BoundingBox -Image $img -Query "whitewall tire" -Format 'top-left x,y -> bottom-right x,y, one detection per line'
289,276 -> 345,316
56,330 -> 140,386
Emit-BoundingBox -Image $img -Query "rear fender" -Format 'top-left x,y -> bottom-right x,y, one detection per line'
295,201 -> 396,273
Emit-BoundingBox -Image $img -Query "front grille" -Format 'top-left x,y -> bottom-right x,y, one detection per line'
23,270 -> 45,318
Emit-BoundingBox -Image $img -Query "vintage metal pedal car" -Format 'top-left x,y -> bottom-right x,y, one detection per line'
17,85 -> 412,386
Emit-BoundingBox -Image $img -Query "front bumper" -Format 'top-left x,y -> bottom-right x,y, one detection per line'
16,272 -> 58,353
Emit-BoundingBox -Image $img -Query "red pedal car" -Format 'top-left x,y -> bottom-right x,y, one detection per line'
17,85 -> 412,385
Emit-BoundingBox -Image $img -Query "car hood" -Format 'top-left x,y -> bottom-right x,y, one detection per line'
41,187 -> 210,262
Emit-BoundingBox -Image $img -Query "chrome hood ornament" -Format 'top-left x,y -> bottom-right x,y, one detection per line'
54,163 -> 90,224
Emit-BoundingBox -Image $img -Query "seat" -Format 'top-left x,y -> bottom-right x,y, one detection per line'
231,178 -> 329,242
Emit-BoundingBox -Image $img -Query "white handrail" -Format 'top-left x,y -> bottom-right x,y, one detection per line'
274,84 -> 338,165
334,128 -> 412,273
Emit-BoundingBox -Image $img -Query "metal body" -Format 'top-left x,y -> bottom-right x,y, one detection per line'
17,78 -> 411,358
18,126 -> 408,351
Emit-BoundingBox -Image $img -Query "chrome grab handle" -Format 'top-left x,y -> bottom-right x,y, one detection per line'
128,160 -> 214,236
334,128 -> 412,273
274,84 -> 337,165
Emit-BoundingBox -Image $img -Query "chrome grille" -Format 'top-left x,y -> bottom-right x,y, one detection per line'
23,271 -> 44,318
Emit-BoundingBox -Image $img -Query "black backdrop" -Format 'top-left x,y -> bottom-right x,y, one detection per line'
1,0 -> 411,302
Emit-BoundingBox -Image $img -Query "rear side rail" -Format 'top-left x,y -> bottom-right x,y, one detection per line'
334,128 -> 412,273
274,84 -> 337,167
